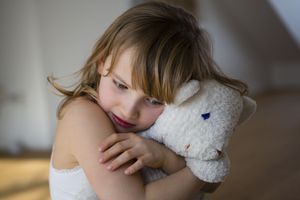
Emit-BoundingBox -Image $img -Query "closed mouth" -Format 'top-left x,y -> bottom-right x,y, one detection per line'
111,114 -> 135,129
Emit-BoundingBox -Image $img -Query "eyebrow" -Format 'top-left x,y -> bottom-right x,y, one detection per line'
111,72 -> 132,88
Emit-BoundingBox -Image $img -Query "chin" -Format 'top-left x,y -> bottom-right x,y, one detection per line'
114,125 -> 132,133
116,126 -> 142,133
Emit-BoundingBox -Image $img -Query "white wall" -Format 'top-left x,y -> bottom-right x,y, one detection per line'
36,0 -> 130,146
0,0 -> 130,152
269,0 -> 300,47
0,0 -> 49,152
268,0 -> 300,90
198,0 -> 271,95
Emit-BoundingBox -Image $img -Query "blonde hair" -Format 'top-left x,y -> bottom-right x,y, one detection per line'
48,1 -> 248,118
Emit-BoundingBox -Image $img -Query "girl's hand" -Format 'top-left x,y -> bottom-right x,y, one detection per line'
98,133 -> 167,175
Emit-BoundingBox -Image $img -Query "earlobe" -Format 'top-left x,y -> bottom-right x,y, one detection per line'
97,60 -> 105,75
97,54 -> 113,76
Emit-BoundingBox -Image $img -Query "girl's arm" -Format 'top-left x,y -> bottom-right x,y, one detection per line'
98,132 -> 186,175
98,123 -> 221,193
59,99 -> 208,200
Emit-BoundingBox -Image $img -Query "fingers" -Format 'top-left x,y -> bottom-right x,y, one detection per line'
99,133 -> 129,152
99,139 -> 132,163
124,159 -> 144,175
98,133 -> 152,175
105,149 -> 137,172
107,152 -> 149,175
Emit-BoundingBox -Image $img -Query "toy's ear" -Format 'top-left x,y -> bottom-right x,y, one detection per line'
238,96 -> 257,125
174,80 -> 200,105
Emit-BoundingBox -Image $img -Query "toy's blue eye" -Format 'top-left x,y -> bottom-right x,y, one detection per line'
201,112 -> 210,120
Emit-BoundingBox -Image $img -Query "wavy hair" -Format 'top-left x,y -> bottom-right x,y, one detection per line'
48,1 -> 248,118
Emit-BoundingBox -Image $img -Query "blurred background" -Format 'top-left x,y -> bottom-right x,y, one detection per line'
0,0 -> 299,199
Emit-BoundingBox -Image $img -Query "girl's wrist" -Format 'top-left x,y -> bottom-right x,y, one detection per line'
161,146 -> 186,174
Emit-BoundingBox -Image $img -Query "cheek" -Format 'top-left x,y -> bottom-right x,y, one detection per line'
141,107 -> 164,127
98,94 -> 112,112
98,82 -> 115,111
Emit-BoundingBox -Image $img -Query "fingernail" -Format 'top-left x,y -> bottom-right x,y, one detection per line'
124,170 -> 130,175
99,158 -> 103,163
107,165 -> 112,170
98,147 -> 103,151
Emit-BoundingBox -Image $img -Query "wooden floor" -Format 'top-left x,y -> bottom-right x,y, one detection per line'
0,90 -> 299,200
0,152 -> 51,200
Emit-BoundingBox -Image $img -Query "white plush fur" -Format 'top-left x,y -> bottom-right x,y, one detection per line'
139,79 -> 256,183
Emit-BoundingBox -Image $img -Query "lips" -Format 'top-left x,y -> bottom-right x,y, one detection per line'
111,114 -> 135,129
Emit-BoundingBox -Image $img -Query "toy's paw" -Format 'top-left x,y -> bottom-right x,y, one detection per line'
185,153 -> 230,183
180,143 -> 221,160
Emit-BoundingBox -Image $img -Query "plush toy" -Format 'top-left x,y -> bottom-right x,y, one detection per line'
139,79 -> 256,183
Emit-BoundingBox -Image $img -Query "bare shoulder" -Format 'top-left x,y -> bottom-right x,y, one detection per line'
60,97 -> 110,124
52,97 -> 115,168
58,97 -> 114,137
54,98 -> 145,199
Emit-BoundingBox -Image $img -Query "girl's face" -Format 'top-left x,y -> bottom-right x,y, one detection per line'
97,48 -> 165,133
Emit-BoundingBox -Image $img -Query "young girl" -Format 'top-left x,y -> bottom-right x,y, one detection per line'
48,1 -> 248,200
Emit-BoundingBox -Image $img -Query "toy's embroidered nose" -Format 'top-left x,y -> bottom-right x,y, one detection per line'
201,112 -> 210,120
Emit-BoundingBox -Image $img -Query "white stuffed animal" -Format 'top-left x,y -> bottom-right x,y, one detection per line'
139,79 -> 256,183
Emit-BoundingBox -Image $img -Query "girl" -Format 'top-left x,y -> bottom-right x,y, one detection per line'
48,1 -> 248,200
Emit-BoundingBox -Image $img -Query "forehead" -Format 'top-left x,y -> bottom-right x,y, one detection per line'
115,48 -> 135,68
109,48 -> 135,85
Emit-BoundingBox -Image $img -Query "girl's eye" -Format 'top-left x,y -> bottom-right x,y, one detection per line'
145,97 -> 164,106
113,80 -> 127,90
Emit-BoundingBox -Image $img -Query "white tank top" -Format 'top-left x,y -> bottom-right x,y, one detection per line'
49,159 -> 206,200
49,159 -> 98,200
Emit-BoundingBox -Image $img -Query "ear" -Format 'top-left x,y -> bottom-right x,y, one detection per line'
98,58 -> 112,77
237,96 -> 257,125
97,60 -> 105,75
174,80 -> 200,105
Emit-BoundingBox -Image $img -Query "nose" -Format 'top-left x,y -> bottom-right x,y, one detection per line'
121,95 -> 140,120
